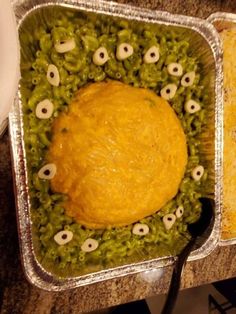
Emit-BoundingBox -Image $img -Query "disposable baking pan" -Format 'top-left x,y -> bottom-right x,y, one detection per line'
9,0 -> 223,291
208,12 -> 236,246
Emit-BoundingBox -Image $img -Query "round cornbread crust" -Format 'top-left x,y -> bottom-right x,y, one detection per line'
48,81 -> 187,229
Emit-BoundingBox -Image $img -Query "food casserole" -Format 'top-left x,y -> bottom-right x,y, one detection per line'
208,12 -> 236,244
9,0 -> 222,290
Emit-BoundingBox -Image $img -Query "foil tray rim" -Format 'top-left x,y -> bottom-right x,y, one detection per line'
207,11 -> 236,24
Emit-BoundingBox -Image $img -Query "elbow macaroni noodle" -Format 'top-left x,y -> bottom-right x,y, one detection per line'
21,9 -> 209,275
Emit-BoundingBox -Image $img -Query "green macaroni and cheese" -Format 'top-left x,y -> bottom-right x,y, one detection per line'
20,8 -> 209,276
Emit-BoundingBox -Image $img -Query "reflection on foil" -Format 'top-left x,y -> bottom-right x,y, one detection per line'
137,268 -> 165,284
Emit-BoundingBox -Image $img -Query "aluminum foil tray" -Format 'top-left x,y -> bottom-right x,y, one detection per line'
9,0 -> 223,291
208,12 -> 236,246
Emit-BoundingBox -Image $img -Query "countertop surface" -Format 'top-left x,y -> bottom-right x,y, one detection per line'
1,1 -> 236,313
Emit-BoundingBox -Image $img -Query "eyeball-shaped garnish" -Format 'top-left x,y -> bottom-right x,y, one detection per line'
54,230 -> 73,245
38,163 -> 57,180
54,38 -> 76,53
81,238 -> 99,252
181,71 -> 195,87
47,64 -> 60,86
116,43 -> 134,61
175,206 -> 184,218
93,47 -> 109,66
191,165 -> 204,181
132,223 -> 149,236
167,63 -> 183,77
143,46 -> 160,64
160,84 -> 177,100
163,214 -> 176,230
35,99 -> 54,119
185,99 -> 201,114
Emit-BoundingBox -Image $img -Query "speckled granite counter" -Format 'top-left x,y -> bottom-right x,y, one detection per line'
1,1 -> 236,313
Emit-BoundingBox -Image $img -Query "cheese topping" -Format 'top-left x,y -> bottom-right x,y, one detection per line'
47,81 -> 187,229
220,28 -> 236,239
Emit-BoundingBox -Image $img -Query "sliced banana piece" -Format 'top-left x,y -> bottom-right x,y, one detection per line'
160,83 -> 177,100
163,214 -> 176,230
38,163 -> 57,180
143,46 -> 160,64
181,71 -> 195,87
93,47 -> 109,66
132,223 -> 149,236
47,64 -> 60,86
167,63 -> 183,77
116,43 -> 134,60
54,38 -> 76,53
35,99 -> 54,119
175,206 -> 184,218
81,238 -> 99,252
54,230 -> 73,245
191,165 -> 204,181
185,99 -> 201,114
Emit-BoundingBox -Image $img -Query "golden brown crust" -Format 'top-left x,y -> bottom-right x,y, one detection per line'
48,81 -> 187,228
220,29 -> 236,239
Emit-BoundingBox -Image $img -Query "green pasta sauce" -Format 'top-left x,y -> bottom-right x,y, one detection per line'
20,8 -> 210,276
